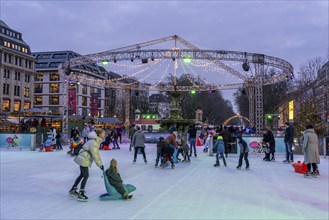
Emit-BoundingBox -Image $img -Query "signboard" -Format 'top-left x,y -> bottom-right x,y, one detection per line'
237,136 -> 286,154
68,87 -> 77,115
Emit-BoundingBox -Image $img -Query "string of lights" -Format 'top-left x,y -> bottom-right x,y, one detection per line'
179,60 -> 200,88
150,62 -> 171,88
183,61 -> 210,85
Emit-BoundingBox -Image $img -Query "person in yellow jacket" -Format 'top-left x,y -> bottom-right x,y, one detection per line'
69,128 -> 105,202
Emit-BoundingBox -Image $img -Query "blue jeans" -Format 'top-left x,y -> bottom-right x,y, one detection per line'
83,137 -> 88,143
168,144 -> 179,163
216,151 -> 226,164
285,142 -> 293,161
189,138 -> 196,155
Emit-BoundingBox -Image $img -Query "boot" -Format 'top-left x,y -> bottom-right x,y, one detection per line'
236,166 -> 242,170
304,172 -> 312,178
77,190 -> 88,202
223,160 -> 227,167
194,153 -> 197,157
124,193 -> 133,200
246,165 -> 250,170
214,161 -> 220,167
144,159 -> 148,164
69,187 -> 79,197
133,159 -> 136,164
171,163 -> 175,169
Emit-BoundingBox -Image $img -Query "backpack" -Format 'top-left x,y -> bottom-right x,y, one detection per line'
73,143 -> 85,156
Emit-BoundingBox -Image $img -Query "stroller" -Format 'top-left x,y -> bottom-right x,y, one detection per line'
160,147 -> 175,169
39,135 -> 55,152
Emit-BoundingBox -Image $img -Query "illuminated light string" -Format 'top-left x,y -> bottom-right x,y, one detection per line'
182,61 -> 210,85
104,58 -> 162,74
151,62 -> 171,88
179,59 -> 200,88
125,59 -> 166,85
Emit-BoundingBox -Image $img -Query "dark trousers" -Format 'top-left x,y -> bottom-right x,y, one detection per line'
285,142 -> 293,161
112,139 -> 120,149
224,142 -> 230,156
238,152 -> 249,167
83,137 -> 88,143
307,163 -> 318,173
118,134 -> 122,143
134,147 -> 146,160
56,139 -> 62,149
73,166 -> 89,191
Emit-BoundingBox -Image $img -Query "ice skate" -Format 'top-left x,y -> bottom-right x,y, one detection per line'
144,159 -> 148,164
236,166 -> 242,170
311,172 -> 317,178
246,166 -> 250,170
214,162 -> 220,167
133,159 -> 136,164
283,160 -> 290,164
69,187 -> 79,197
270,157 -> 275,161
76,190 -> 88,202
304,172 -> 312,179
124,193 -> 133,200
171,164 -> 175,169
224,161 -> 227,167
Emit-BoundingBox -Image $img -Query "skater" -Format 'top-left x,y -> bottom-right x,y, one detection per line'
105,159 -> 133,199
262,128 -> 275,161
100,133 -> 112,150
69,129 -> 105,202
219,126 -> 231,158
55,130 -> 63,150
213,135 -> 227,167
155,137 -> 167,167
178,138 -> 190,162
302,125 -> 320,178
82,123 -> 90,144
111,130 -> 120,149
283,122 -> 294,163
116,124 -> 122,144
132,126 -> 147,163
165,130 -> 179,163
187,125 -> 197,157
236,135 -> 249,170
203,132 -> 213,153
128,124 -> 137,151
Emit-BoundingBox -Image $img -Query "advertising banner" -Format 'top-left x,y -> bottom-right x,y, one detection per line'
0,134 -> 33,150
90,93 -> 99,116
68,87 -> 77,115
238,136 -> 286,154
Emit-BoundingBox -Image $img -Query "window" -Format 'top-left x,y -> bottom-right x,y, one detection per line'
15,57 -> 22,66
24,74 -> 30,82
35,74 -> 43,81
14,71 -> 21,80
82,86 -> 87,95
4,53 -> 11,63
49,62 -> 60,68
36,63 -> 48,68
24,102 -> 30,110
38,54 -> 51,59
82,96 -> 87,106
14,101 -> 21,112
2,100 -> 10,111
4,41 -> 7,46
49,95 -> 59,105
3,69 -> 10,79
49,83 -> 59,93
24,87 -> 30,97
53,54 -> 67,59
34,96 -> 42,105
34,84 -> 43,93
49,72 -> 60,81
90,87 -> 94,94
14,85 -> 20,96
3,83 -> 9,94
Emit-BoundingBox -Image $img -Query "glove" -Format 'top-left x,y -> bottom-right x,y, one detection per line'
100,165 -> 104,171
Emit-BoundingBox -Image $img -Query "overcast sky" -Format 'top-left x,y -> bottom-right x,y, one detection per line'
1,0 -> 328,111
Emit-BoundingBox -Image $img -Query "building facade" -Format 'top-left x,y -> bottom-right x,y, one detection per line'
32,51 -> 119,118
0,20 -> 36,113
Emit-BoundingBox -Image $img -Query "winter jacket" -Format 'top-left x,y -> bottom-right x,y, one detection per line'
129,127 -> 136,139
188,127 -> 197,139
74,131 -> 103,168
214,139 -> 225,153
238,138 -> 249,153
132,130 -> 145,148
165,133 -> 178,148
156,141 -> 168,155
263,131 -> 276,153
284,125 -> 294,143
302,129 -> 320,164
219,130 -> 231,143
105,168 -> 126,196
82,127 -> 90,138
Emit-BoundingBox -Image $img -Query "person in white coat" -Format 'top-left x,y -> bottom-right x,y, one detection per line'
302,125 -> 320,178
69,129 -> 105,201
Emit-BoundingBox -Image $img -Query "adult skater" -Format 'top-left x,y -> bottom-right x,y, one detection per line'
219,126 -> 231,158
187,124 -> 197,157
165,130 -> 179,163
128,124 -> 137,151
236,135 -> 249,170
262,128 -> 276,161
132,126 -> 147,164
69,128 -> 105,202
302,125 -> 320,178
283,122 -> 294,163
81,123 -> 90,144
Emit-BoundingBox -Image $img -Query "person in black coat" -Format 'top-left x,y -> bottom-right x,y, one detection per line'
262,128 -> 276,161
283,122 -> 294,163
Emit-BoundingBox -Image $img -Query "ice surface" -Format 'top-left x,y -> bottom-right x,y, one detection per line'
1,143 -> 328,220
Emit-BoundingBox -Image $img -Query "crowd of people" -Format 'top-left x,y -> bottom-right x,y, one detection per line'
66,122 -> 321,202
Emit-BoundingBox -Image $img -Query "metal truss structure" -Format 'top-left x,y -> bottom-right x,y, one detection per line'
59,35 -> 293,136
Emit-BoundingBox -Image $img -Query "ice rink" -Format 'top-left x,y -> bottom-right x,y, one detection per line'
1,143 -> 328,220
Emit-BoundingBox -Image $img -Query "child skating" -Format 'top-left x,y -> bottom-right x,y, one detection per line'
236,135 -> 250,170
213,135 -> 227,167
